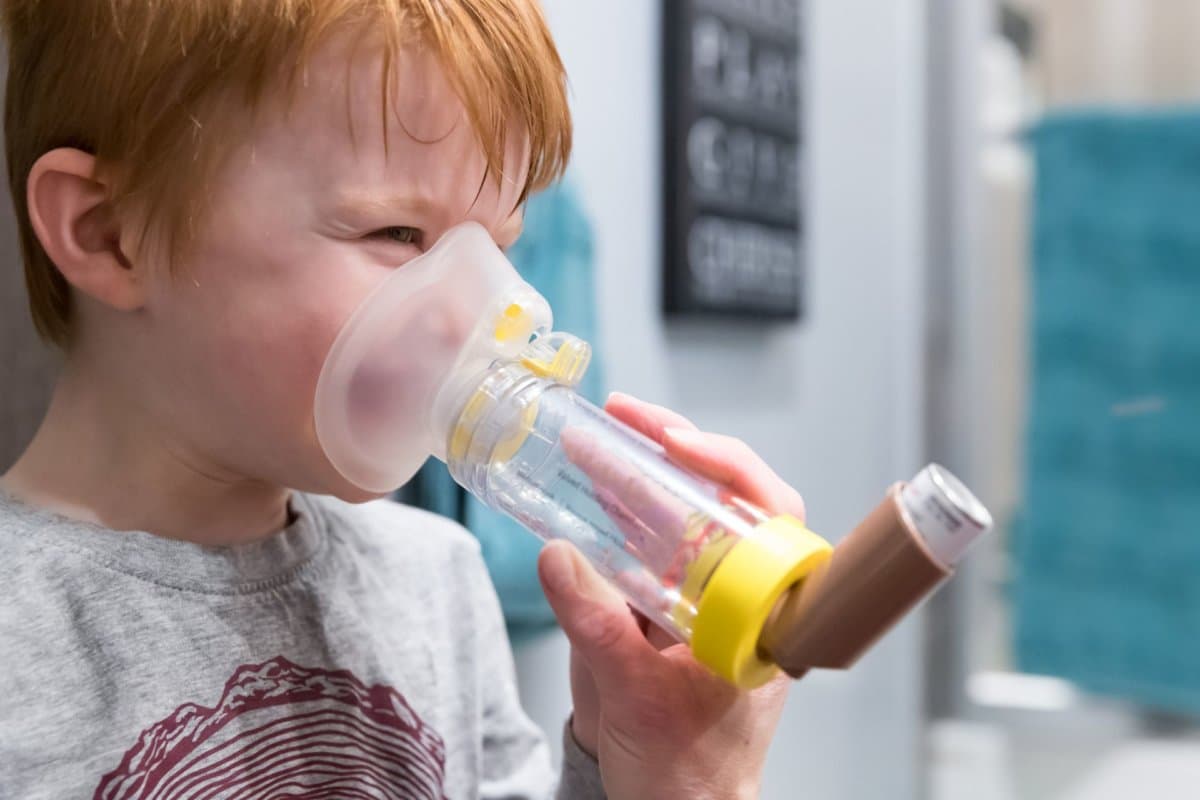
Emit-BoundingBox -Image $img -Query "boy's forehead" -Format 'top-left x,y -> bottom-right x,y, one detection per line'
257,31 -> 528,224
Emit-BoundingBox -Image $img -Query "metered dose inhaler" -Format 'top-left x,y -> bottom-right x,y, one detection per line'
315,223 -> 994,689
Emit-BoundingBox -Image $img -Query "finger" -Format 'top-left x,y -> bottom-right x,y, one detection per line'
538,540 -> 658,690
661,428 -> 806,521
605,392 -> 698,445
605,394 -> 807,521
594,486 -> 679,573
561,426 -> 692,543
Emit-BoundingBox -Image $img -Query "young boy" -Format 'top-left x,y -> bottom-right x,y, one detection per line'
0,2 -> 805,797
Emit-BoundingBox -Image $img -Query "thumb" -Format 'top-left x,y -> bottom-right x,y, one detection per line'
538,540 -> 656,690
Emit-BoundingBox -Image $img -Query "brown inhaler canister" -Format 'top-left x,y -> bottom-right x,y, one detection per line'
759,485 -> 955,679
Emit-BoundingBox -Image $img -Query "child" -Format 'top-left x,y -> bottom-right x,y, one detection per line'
0,2 -> 804,797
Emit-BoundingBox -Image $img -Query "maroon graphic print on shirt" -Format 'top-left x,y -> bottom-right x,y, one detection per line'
93,656 -> 447,800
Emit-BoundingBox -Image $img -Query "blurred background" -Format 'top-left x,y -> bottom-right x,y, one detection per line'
3,0 -> 1199,797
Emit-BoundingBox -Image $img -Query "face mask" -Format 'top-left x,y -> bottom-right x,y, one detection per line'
314,222 -> 568,493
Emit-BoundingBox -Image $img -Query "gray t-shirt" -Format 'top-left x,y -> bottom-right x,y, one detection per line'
0,489 -> 605,799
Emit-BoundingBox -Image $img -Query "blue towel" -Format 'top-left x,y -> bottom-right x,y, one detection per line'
1014,110 -> 1200,714
397,178 -> 604,628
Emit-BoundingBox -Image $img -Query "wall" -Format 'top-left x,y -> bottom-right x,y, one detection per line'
518,1 -> 932,798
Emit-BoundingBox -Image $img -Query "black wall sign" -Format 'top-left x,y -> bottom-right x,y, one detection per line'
663,0 -> 803,319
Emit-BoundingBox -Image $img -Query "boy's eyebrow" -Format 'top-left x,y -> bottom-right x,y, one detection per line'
329,191 -> 440,218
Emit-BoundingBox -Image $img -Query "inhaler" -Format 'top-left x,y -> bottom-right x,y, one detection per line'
315,223 -> 993,689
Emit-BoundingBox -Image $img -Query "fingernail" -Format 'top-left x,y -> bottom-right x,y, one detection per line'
607,391 -> 633,403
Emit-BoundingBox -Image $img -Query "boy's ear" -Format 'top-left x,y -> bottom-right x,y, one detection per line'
27,148 -> 144,312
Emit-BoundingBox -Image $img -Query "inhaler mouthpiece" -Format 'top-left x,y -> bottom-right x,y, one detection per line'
314,223 -> 554,493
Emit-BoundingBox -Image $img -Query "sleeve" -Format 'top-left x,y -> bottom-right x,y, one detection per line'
466,547 -> 606,800
556,718 -> 606,800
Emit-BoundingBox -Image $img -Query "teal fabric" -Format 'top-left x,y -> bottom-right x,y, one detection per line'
398,178 -> 604,628
1014,110 -> 1200,713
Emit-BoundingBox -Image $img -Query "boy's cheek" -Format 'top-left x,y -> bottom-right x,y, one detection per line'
154,285 -> 355,489
155,231 -> 412,493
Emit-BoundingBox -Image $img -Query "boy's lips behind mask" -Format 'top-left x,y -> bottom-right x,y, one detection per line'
345,292 -> 474,422
314,222 -> 552,494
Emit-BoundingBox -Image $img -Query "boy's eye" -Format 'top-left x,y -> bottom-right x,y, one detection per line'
368,226 -> 423,246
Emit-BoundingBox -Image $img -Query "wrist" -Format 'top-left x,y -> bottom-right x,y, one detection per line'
606,758 -> 763,800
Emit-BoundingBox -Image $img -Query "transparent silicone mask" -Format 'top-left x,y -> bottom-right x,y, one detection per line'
314,223 -> 552,493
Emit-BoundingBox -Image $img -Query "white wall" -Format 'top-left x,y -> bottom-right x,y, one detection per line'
516,2 -> 932,798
